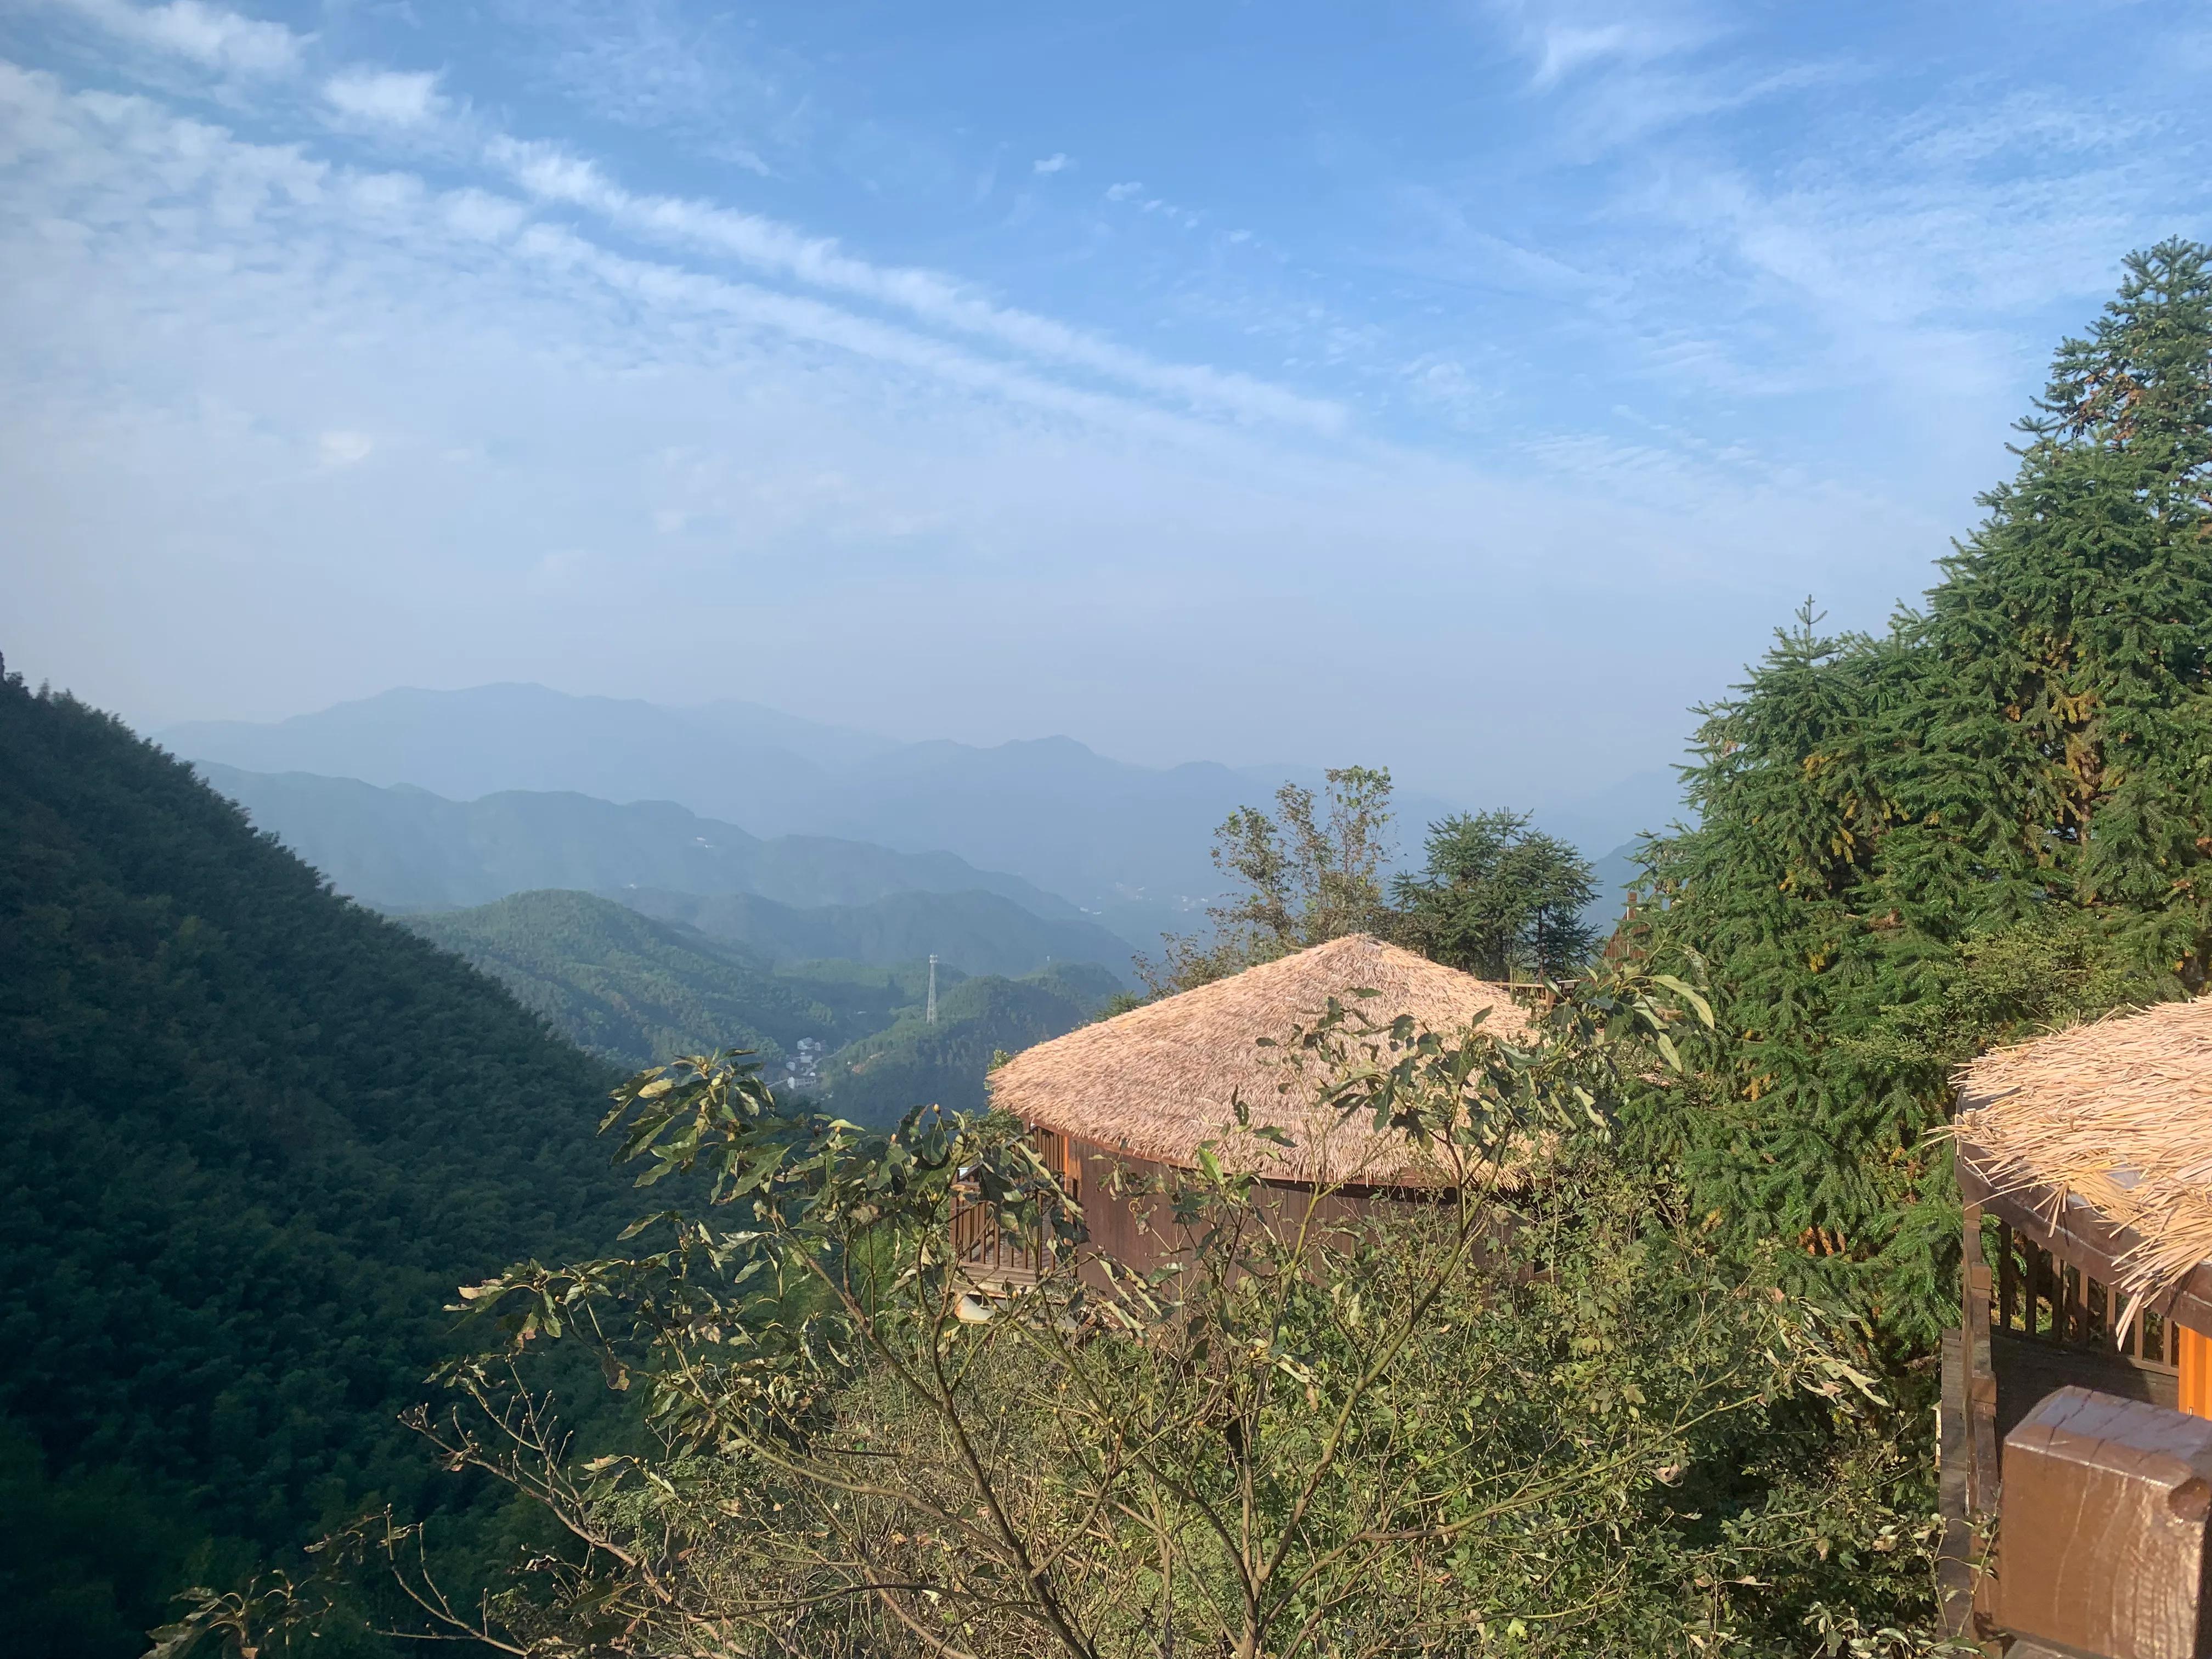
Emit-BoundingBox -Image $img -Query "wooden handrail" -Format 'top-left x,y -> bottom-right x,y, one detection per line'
1989,1218 -> 2179,1374
945,1124 -> 1075,1285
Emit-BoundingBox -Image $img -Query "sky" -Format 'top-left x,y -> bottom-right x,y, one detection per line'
3,0 -> 2208,808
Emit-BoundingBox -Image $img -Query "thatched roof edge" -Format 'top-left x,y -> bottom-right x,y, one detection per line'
991,933 -> 1535,1189
1952,995 -> 2212,1317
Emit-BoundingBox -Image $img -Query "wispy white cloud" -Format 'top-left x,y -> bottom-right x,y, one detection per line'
1099,178 -> 1204,230
0,66 -> 1273,457
1032,152 -> 1070,175
36,0 -> 305,75
500,0 -> 787,172
323,68 -> 445,129
24,0 -> 1337,433
1611,83 -> 2185,409
487,138 -> 1341,430
1483,0 -> 1709,89
1529,21 -> 1678,87
526,548 -> 589,595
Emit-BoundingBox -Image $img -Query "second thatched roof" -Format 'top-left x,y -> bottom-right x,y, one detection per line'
1955,995 -> 2212,1312
990,933 -> 1534,1189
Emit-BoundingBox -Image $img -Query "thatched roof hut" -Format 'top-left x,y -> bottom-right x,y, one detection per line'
990,933 -> 1532,1191
1946,996 -> 2212,1524
1956,996 -> 2212,1317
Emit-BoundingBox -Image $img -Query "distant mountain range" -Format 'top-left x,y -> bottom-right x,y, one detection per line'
196,761 -> 1078,917
163,684 -> 1689,949
160,685 -> 1527,942
197,763 -> 1138,978
162,684 -> 888,826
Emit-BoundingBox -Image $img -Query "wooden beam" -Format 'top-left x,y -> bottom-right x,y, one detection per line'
1963,1201 -> 2000,1518
1956,1143 -> 2212,1340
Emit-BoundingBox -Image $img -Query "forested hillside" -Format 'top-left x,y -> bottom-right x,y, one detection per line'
0,670 -> 645,1657
821,962 -> 1121,1124
400,890 -> 840,1068
614,884 -> 1135,980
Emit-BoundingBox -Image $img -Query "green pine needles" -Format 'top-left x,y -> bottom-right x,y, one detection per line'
1633,239 -> 2212,1346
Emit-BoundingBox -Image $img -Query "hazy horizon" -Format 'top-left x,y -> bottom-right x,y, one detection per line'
6,0 -> 2209,808
149,675 -> 1676,820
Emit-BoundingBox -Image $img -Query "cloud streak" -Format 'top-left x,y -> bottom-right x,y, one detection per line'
7,0 -> 2210,804
38,0 -> 304,75
486,138 -> 1343,431
33,0 -> 1341,434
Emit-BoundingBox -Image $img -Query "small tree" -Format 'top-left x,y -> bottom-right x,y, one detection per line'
1392,810 -> 1600,980
1142,766 -> 1396,994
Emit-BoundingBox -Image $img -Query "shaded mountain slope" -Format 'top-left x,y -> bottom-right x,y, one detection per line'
400,890 -> 844,1068
0,669 -> 640,1657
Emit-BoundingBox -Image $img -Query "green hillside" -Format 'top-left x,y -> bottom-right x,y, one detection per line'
0,670 -> 644,1657
613,884 -> 1135,981
821,962 -> 1121,1125
772,955 -> 951,1027
401,889 -> 842,1068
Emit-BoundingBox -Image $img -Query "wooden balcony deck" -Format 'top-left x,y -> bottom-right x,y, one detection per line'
947,1124 -> 1079,1299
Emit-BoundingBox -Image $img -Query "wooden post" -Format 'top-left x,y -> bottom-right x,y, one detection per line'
1994,1387 -> 2212,1659
2029,1244 -> 2047,1338
1962,1201 -> 2000,1517
1998,1220 -> 2018,1334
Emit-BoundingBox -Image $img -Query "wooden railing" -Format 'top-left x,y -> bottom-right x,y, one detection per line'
947,1125 -> 1080,1288
1989,1218 -> 2179,1373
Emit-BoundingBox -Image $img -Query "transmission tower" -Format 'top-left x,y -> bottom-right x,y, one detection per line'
926,954 -> 938,1025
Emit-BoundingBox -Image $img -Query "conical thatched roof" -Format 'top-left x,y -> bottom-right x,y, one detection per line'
1955,996 -> 2212,1312
991,934 -> 1533,1189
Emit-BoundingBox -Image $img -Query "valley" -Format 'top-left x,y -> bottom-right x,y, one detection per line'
400,889 -> 1119,1122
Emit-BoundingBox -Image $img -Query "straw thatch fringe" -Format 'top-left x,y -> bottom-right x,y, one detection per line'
1952,996 -> 2212,1324
990,934 -> 1533,1189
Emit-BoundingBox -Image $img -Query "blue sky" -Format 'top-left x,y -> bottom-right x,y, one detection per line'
3,0 -> 2208,808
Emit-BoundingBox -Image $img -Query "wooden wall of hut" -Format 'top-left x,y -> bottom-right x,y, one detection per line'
1063,1133 -> 1430,1288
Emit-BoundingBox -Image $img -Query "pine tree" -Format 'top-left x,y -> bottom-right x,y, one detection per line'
1634,240 -> 2212,1344
1392,810 -> 1599,979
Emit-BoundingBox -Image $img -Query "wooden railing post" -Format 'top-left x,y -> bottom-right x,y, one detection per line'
1993,1387 -> 2212,1659
1963,1202 -> 2001,1518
